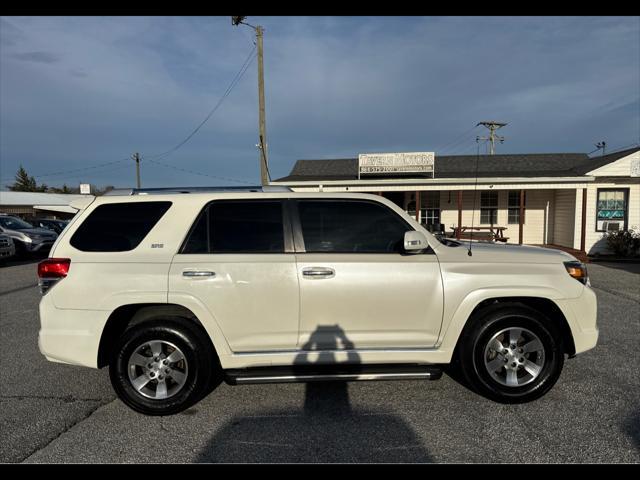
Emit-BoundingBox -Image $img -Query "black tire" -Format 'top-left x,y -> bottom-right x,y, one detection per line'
456,302 -> 565,403
109,317 -> 216,415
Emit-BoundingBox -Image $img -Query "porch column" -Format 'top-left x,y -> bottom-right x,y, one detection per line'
415,190 -> 421,222
457,190 -> 462,240
518,189 -> 525,244
580,188 -> 587,253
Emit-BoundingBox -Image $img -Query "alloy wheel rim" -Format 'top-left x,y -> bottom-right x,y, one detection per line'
127,340 -> 189,400
483,327 -> 545,387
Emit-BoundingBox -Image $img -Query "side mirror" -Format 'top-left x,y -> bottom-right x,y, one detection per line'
404,230 -> 428,253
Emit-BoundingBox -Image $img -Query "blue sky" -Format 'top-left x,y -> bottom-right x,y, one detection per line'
1,16 -> 639,189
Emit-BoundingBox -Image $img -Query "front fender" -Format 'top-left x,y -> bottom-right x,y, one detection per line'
436,286 -> 569,358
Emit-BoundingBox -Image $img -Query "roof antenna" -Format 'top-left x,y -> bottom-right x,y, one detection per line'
468,138 -> 482,256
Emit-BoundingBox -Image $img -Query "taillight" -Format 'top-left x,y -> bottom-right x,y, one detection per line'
38,258 -> 70,294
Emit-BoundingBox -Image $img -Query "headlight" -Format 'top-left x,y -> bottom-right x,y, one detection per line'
19,233 -> 33,243
564,261 -> 589,285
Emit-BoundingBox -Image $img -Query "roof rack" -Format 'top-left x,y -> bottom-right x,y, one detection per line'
104,186 -> 292,196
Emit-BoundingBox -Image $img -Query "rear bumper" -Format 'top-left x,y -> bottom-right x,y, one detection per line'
38,292 -> 108,368
556,285 -> 599,355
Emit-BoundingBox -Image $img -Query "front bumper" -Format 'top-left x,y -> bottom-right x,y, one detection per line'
555,284 -> 599,355
0,245 -> 15,258
38,292 -> 109,368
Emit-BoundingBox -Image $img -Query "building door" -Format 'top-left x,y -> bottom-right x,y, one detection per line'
293,199 -> 444,351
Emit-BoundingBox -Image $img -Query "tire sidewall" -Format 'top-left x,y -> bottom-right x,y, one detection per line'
465,307 -> 564,403
110,319 -> 211,415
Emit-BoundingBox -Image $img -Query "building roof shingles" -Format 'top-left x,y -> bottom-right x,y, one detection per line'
274,147 -> 640,182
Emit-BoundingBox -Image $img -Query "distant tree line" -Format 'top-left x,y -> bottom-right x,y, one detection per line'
6,165 -> 114,196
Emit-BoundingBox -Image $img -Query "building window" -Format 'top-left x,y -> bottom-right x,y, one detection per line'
508,190 -> 526,225
420,191 -> 440,226
596,189 -> 628,232
480,191 -> 498,225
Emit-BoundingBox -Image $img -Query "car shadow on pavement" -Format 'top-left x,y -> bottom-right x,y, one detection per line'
195,326 -> 433,463
624,407 -> 640,451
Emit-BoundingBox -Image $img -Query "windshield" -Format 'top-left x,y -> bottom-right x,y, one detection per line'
0,216 -> 34,230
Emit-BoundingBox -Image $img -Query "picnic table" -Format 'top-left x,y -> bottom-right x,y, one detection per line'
450,226 -> 509,242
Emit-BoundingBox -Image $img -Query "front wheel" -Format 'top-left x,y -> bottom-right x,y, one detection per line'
457,303 -> 565,403
109,318 -> 215,415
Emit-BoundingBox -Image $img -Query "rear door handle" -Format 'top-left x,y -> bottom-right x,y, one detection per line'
182,270 -> 216,278
302,267 -> 335,278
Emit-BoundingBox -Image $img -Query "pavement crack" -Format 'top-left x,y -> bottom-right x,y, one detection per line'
0,394 -> 105,403
0,284 -> 38,297
592,286 -> 640,305
18,398 -> 117,464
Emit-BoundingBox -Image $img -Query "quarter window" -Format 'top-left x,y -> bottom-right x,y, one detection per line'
297,200 -> 411,253
70,202 -> 172,252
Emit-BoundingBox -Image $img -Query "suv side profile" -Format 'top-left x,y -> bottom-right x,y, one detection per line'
38,187 -> 598,415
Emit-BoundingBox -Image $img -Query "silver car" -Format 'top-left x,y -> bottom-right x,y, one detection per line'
0,215 -> 57,256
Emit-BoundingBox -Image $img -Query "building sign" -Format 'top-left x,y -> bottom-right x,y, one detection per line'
358,152 -> 435,177
79,183 -> 91,194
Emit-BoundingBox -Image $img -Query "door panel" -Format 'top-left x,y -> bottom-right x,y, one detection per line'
296,253 -> 443,349
170,254 -> 299,352
169,199 -> 299,353
292,199 -> 444,351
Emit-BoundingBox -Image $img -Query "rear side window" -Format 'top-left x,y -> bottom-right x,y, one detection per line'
298,200 -> 411,253
181,201 -> 285,254
70,202 -> 172,252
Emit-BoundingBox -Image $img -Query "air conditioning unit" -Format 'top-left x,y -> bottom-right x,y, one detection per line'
603,221 -> 621,232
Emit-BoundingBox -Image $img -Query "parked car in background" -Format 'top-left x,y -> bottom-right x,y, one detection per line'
37,188 -> 598,416
0,233 -> 16,262
31,218 -> 69,235
0,214 -> 58,257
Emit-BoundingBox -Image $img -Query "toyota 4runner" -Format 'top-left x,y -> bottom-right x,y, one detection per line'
37,187 -> 598,415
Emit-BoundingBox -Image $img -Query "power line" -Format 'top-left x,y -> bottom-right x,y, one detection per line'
33,158 -> 130,179
147,158 -> 255,185
31,44 -> 257,180
145,45 -> 257,162
432,125 -> 480,153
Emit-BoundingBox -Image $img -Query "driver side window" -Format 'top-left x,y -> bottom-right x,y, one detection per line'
297,200 -> 412,253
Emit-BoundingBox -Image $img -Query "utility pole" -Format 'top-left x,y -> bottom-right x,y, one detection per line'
132,152 -> 141,188
594,141 -> 606,156
476,121 -> 507,155
232,16 -> 270,185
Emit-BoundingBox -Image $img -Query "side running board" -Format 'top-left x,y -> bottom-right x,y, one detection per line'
224,364 -> 443,385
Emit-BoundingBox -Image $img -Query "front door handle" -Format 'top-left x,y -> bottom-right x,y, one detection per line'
302,267 -> 335,278
182,270 -> 216,278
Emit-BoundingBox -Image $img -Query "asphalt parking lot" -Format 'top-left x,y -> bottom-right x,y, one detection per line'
1,258 -> 638,463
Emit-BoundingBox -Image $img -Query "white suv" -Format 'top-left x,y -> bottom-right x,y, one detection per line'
38,187 -> 598,415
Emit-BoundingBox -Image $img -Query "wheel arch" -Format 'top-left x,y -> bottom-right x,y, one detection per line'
97,303 -> 225,368
441,293 -> 576,360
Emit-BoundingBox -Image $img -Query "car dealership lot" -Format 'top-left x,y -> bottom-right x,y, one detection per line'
0,259 -> 638,463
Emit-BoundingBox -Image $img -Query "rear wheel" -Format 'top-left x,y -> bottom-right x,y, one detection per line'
457,303 -> 565,403
109,317 -> 216,415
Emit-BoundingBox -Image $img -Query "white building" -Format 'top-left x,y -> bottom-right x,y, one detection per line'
273,147 -> 640,257
0,191 -> 87,219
